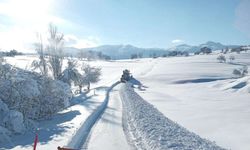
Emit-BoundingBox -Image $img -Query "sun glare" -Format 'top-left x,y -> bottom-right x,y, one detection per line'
0,0 -> 53,21
0,0 -> 62,51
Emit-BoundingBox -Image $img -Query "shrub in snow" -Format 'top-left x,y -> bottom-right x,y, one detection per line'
59,59 -> 82,86
38,79 -> 71,119
217,54 -> 226,63
0,64 -> 72,120
229,55 -> 235,63
0,100 -> 25,134
233,69 -> 242,77
0,64 -> 12,80
81,63 -> 101,91
31,33 -> 49,76
0,100 -> 12,144
31,59 -> 49,76
0,126 -> 11,144
3,110 -> 25,134
233,66 -> 248,77
0,99 -> 9,123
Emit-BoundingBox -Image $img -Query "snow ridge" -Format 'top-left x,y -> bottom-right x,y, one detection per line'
67,81 -> 120,149
120,83 -> 225,150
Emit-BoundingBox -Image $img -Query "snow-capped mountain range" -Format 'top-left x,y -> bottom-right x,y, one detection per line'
64,41 -> 240,59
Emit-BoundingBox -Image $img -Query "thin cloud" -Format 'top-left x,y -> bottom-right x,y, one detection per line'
171,39 -> 184,44
64,35 -> 99,49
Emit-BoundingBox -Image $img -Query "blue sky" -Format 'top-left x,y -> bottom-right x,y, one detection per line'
0,0 -> 249,51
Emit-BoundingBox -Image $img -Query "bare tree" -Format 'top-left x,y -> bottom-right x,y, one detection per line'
31,33 -> 48,76
217,54 -> 226,63
81,63 -> 101,91
47,23 -> 64,79
78,50 -> 85,60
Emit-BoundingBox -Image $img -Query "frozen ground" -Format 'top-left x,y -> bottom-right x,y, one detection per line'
2,51 -> 250,150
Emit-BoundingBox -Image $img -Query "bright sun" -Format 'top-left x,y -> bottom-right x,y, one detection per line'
0,0 -> 53,21
0,0 -> 58,51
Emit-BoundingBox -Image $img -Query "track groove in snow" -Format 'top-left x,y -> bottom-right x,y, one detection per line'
83,85 -> 130,150
67,81 -> 120,149
120,83 -> 225,150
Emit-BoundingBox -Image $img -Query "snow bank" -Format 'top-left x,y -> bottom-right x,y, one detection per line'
215,76 -> 250,93
120,83 -> 224,150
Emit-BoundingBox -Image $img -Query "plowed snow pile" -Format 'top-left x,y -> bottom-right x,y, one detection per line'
120,83 -> 224,150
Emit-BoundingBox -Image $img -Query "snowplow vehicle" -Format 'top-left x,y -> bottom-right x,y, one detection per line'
120,69 -> 132,83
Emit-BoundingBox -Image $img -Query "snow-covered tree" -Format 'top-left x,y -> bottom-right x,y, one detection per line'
0,54 -> 6,78
81,63 -> 101,91
131,54 -> 138,59
31,33 -> 49,76
200,47 -> 212,54
233,69 -> 241,77
229,55 -> 235,63
74,75 -> 85,93
47,23 -> 64,79
217,54 -> 226,63
59,59 -> 82,86
0,54 -> 4,66
233,66 -> 248,77
0,63 -> 12,80
0,65 -> 72,120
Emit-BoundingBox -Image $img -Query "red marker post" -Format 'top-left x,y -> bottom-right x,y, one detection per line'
33,133 -> 38,150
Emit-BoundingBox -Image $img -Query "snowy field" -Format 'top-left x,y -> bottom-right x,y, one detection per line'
1,51 -> 250,150
135,52 -> 250,150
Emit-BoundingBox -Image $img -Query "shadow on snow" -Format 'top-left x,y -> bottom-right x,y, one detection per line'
173,78 -> 230,84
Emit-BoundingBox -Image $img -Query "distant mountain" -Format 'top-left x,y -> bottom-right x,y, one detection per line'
199,41 -> 225,50
167,41 -> 239,53
167,44 -> 199,53
63,41 -> 241,59
64,45 -> 169,59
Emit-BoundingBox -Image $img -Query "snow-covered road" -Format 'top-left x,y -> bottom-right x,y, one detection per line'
83,85 -> 130,150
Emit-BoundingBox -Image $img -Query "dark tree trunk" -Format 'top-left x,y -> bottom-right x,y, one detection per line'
87,82 -> 90,91
79,85 -> 82,93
